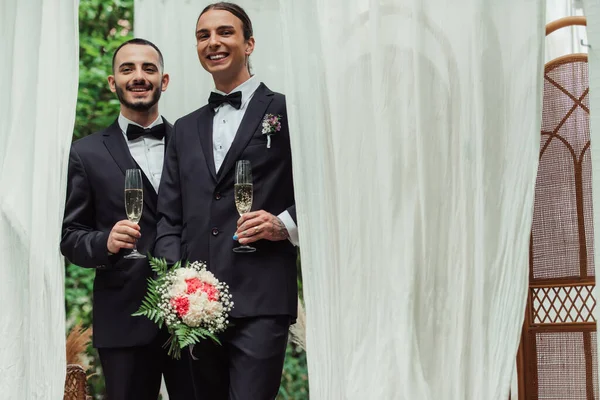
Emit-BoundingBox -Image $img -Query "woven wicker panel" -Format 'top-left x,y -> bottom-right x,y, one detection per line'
531,136 -> 579,279
520,54 -> 598,400
63,364 -> 88,400
535,331 -> 597,399
542,62 -> 589,152
532,56 -> 594,280
592,332 -> 599,398
583,150 -> 595,278
531,285 -> 595,324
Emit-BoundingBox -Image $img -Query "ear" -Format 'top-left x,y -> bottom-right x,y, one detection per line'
245,36 -> 255,56
107,75 -> 117,93
160,73 -> 170,92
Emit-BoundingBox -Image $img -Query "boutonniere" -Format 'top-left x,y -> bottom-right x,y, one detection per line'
261,114 -> 282,148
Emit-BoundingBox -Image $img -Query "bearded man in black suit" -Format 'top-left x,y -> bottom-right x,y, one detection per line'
60,38 -> 194,400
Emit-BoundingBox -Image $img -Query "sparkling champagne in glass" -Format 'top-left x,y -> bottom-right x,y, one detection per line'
233,160 -> 256,253
124,169 -> 145,259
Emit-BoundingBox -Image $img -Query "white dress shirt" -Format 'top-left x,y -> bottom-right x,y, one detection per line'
211,76 -> 299,246
118,114 -> 164,193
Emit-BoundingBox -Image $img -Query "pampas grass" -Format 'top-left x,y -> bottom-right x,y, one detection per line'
65,323 -> 92,367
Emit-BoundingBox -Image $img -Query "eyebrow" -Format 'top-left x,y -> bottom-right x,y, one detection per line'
118,62 -> 158,69
196,25 -> 236,35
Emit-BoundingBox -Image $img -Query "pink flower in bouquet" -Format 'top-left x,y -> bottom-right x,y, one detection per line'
199,282 -> 219,301
185,278 -> 202,294
185,277 -> 219,301
170,296 -> 190,317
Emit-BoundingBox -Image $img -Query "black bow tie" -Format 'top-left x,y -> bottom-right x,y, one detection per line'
126,123 -> 166,141
208,91 -> 242,110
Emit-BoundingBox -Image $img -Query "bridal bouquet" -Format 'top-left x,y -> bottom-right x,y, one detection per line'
133,256 -> 233,359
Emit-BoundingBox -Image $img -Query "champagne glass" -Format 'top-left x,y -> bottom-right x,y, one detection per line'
233,160 -> 256,253
124,169 -> 146,259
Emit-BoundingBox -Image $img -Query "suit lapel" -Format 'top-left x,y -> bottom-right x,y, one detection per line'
164,117 -> 173,152
197,107 -> 218,182
217,83 -> 273,182
138,168 -> 157,214
103,121 -> 137,174
103,121 -> 157,215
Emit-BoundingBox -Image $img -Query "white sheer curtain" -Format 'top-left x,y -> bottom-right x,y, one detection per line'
0,0 -> 79,398
135,1 -> 545,398
281,2 -> 544,398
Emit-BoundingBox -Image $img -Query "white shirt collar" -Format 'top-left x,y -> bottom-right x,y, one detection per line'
118,113 -> 164,137
212,75 -> 260,110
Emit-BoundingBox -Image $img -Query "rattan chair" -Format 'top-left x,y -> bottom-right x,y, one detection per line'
64,364 -> 91,400
515,16 -> 597,400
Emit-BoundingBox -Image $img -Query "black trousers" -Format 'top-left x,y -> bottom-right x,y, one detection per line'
189,316 -> 291,400
98,329 -> 195,400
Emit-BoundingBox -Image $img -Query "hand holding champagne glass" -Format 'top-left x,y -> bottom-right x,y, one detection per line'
124,169 -> 145,259
233,160 -> 256,253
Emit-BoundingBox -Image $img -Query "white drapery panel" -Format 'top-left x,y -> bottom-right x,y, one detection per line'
0,0 -> 79,398
280,2 -> 544,398
545,0 -> 588,62
135,0 -> 545,398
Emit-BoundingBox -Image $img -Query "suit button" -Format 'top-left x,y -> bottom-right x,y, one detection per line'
212,228 -> 219,236
215,192 -> 222,200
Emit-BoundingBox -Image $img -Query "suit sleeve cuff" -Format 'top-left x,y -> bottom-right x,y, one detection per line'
277,211 -> 299,247
94,231 -> 120,268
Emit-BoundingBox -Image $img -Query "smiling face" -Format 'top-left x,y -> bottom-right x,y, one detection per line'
108,43 -> 169,119
195,9 -> 254,92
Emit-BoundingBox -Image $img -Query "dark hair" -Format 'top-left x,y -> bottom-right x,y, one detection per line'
112,38 -> 164,73
198,2 -> 253,40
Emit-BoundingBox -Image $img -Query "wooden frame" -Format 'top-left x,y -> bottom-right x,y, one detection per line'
546,16 -> 587,36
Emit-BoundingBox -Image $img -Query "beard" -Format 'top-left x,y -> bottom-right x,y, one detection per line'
115,82 -> 162,111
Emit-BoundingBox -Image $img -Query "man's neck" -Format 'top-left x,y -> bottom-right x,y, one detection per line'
214,70 -> 252,94
120,106 -> 159,128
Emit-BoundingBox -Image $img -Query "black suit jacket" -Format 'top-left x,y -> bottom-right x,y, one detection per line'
155,83 -> 298,318
61,119 -> 171,348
